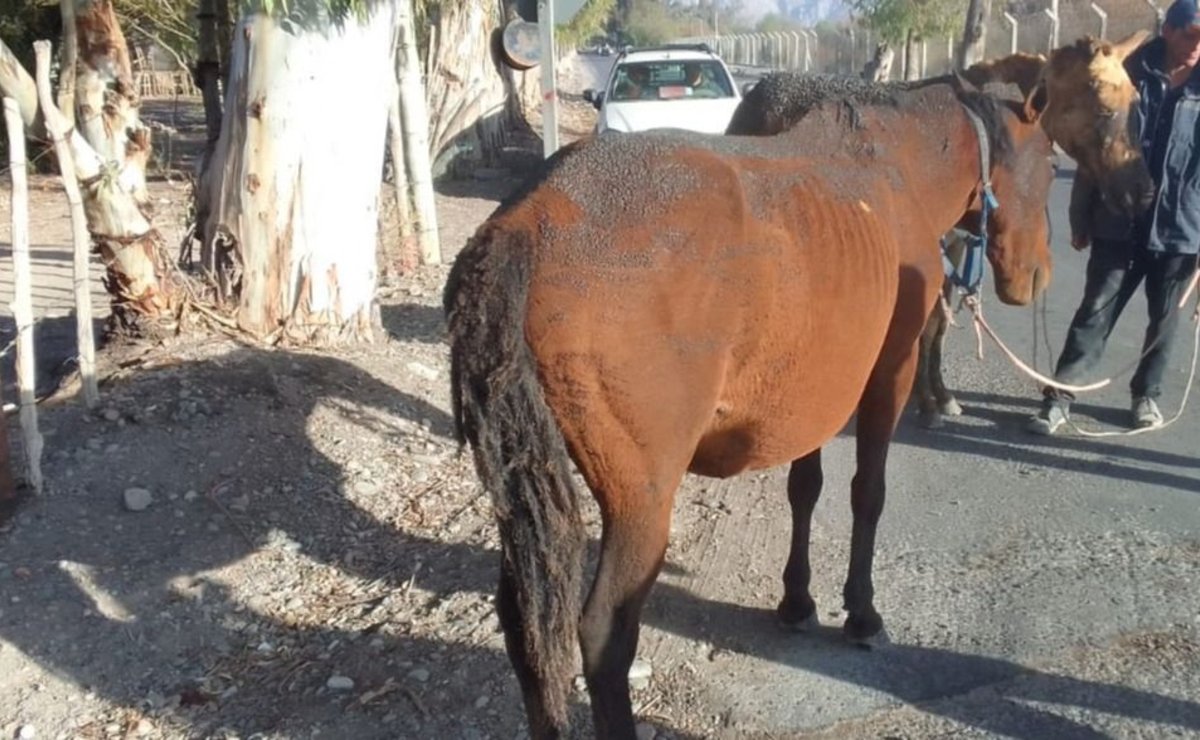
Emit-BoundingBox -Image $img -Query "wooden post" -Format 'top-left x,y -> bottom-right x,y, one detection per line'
33,42 -> 100,408
388,87 -> 419,274
396,0 -> 441,266
4,98 -> 44,495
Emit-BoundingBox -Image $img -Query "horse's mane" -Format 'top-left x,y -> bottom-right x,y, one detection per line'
727,71 -> 1018,166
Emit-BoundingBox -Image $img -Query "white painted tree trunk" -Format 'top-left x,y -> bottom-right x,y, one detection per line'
201,4 -> 397,342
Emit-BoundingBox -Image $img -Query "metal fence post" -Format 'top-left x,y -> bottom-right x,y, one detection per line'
1091,1 -> 1109,38
1003,12 -> 1019,55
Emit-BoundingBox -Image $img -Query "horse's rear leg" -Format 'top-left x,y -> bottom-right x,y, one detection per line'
579,489 -> 677,739
845,348 -> 921,645
778,449 -> 823,630
915,280 -> 961,428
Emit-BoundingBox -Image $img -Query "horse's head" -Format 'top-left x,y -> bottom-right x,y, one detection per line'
955,78 -> 1056,306
1039,32 -> 1155,216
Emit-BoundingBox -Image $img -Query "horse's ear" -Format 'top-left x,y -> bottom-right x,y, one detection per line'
1110,29 -> 1151,61
1022,79 -> 1050,123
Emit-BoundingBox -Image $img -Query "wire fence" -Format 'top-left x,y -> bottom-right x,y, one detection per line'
676,0 -> 1165,77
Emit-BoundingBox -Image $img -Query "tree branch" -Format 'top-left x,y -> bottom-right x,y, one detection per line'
0,39 -> 44,139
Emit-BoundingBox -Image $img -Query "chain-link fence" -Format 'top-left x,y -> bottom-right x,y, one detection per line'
676,0 -> 1166,78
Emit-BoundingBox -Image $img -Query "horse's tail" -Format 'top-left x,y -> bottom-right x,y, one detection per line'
443,224 -> 584,734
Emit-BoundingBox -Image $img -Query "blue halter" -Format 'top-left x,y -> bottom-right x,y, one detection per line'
942,106 -> 998,296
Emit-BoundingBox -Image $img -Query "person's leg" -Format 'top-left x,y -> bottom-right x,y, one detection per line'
1029,239 -> 1144,434
1129,252 -> 1196,427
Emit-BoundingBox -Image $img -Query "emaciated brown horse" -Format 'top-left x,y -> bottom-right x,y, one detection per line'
727,34 -> 1153,427
446,78 -> 1053,739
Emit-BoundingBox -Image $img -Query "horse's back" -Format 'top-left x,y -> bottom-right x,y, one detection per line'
481,133 -> 906,478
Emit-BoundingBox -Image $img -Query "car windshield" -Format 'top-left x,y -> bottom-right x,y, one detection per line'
608,60 -> 734,102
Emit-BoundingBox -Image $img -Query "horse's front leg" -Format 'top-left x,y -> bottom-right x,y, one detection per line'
844,332 -> 922,646
778,449 -> 823,630
929,278 -> 963,420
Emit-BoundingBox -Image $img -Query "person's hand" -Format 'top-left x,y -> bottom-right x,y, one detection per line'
1071,234 -> 1091,251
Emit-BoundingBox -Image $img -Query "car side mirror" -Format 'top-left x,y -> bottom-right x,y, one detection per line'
587,90 -> 605,109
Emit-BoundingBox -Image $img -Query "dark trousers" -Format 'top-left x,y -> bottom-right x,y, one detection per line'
1044,238 -> 1195,406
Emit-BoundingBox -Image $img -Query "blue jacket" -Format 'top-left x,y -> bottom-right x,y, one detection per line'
1128,37 -> 1200,254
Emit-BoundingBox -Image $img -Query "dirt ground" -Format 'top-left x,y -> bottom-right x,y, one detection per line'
0,89 -> 745,740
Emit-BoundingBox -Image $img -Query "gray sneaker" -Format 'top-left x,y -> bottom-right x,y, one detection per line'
1131,397 -> 1163,429
1026,403 -> 1069,435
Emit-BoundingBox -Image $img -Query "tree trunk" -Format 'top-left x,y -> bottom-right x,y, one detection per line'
398,0 -> 440,264
58,0 -> 78,128
195,0 -> 223,162
904,29 -> 921,81
72,0 -> 177,328
0,41 -> 42,137
0,4 -> 180,331
957,0 -> 992,70
426,0 -> 531,162
199,4 -> 398,343
861,42 -> 894,81
388,89 -> 419,275
215,0 -> 233,87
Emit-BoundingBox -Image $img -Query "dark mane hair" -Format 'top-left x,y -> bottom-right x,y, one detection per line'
726,71 -> 1018,166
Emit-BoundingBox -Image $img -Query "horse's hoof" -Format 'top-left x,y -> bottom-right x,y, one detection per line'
843,611 -> 887,647
939,398 -> 963,417
846,626 -> 891,650
779,611 -> 820,633
919,411 -> 944,429
777,598 -> 819,632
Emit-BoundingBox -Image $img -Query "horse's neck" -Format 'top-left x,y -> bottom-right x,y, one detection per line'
792,89 -> 986,236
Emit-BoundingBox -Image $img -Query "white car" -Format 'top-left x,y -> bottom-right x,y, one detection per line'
584,45 -> 742,135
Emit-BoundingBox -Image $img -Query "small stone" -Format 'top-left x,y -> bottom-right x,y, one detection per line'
123,488 -> 153,512
628,658 -> 652,691
406,361 -> 440,382
474,695 -> 490,709
353,480 -> 380,497
285,597 -> 304,611
326,675 -> 355,691
17,725 -> 36,740
228,495 -> 250,513
635,722 -> 657,740
412,470 -> 430,484
573,675 -> 588,693
102,408 -> 120,422
134,718 -> 154,736
407,668 -> 430,683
